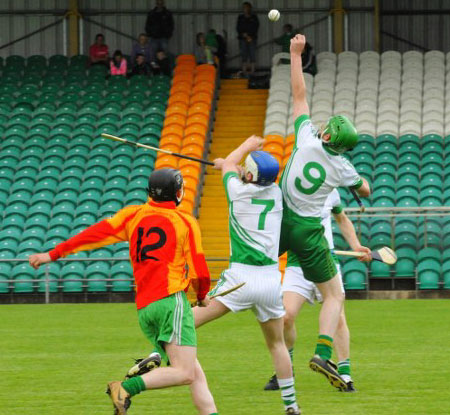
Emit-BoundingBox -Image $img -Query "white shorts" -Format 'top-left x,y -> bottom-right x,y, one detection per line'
282,264 -> 344,305
210,263 -> 285,323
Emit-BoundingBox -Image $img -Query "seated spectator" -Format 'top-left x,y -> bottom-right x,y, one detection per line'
275,24 -> 295,54
110,50 -> 128,76
302,42 -> 317,76
89,33 -> 109,66
151,50 -> 171,76
194,32 -> 215,65
131,33 -> 152,64
131,53 -> 151,77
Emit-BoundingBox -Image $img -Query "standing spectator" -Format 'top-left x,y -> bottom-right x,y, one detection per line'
131,53 -> 152,77
145,0 -> 174,63
131,33 -> 152,64
89,33 -> 109,66
214,30 -> 228,78
236,1 -> 259,76
194,32 -> 215,65
110,50 -> 128,76
151,50 -> 172,77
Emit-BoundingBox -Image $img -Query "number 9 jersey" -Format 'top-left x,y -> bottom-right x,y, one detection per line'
279,115 -> 362,218
48,200 -> 210,309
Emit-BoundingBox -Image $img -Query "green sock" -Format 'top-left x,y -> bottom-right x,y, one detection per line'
338,359 -> 351,376
315,334 -> 333,360
288,348 -> 294,365
122,376 -> 146,397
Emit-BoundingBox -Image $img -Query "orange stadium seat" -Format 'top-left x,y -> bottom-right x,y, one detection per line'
165,103 -> 188,117
185,124 -> 207,137
159,135 -> 183,149
284,142 -> 294,158
286,134 -> 295,146
190,91 -> 213,105
188,102 -> 210,117
263,142 -> 284,159
163,114 -> 186,128
181,144 -> 204,159
178,158 -> 201,173
183,133 -> 205,147
155,155 -> 178,169
174,62 -> 195,73
265,134 -> 284,146
195,72 -> 215,84
195,64 -> 216,74
179,165 -> 201,181
176,54 -> 196,64
186,113 -> 209,129
168,92 -> 190,106
170,82 -> 192,95
161,124 -> 184,139
173,73 -> 194,85
192,81 -> 213,95
178,198 -> 194,213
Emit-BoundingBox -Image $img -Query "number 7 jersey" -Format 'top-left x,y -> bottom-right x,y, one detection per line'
280,114 -> 362,218
223,172 -> 283,266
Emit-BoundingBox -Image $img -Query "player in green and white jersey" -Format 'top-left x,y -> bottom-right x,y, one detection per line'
194,135 -> 301,415
264,189 -> 372,392
280,34 -> 371,390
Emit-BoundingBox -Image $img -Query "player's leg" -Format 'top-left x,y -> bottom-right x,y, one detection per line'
333,306 -> 355,391
190,359 -> 219,415
309,275 -> 346,390
193,299 -> 230,328
259,317 -> 300,415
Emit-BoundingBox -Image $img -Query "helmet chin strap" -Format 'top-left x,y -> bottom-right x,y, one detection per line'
175,185 -> 184,206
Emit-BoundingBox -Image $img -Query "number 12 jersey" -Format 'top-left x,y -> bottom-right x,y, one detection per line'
280,114 -> 362,218
48,200 -> 210,309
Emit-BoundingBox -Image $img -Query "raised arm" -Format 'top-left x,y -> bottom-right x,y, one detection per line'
290,34 -> 310,120
214,135 -> 265,177
333,210 -> 371,262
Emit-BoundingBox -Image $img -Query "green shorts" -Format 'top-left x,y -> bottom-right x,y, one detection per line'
280,212 -> 337,284
137,291 -> 196,360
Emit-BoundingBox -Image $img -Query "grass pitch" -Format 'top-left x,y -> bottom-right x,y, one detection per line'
1,300 -> 449,414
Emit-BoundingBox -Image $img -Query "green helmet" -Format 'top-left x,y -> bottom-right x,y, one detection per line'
322,115 -> 358,154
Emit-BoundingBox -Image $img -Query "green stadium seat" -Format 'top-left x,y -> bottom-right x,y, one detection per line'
80,178 -> 105,192
17,238 -> 43,253
86,263 -> 110,292
99,201 -> 123,217
395,247 -> 416,278
89,248 -> 113,260
417,260 -> 440,289
13,276 -> 35,293
111,262 -> 133,292
72,215 -> 96,229
371,260 -> 391,278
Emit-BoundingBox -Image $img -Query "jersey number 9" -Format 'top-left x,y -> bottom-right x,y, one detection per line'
295,161 -> 326,195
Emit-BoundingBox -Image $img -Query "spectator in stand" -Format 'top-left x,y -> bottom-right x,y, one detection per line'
301,41 -> 318,76
89,33 -> 109,66
151,50 -> 172,76
145,0 -> 174,63
236,1 -> 259,76
110,50 -> 128,76
275,24 -> 295,54
131,53 -> 152,77
214,30 -> 228,78
194,32 -> 215,65
131,33 -> 152,64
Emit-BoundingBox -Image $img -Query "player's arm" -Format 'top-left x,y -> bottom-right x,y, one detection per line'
333,209 -> 371,262
182,215 -> 211,305
28,207 -> 137,269
290,34 -> 310,120
214,135 -> 264,176
353,177 -> 370,197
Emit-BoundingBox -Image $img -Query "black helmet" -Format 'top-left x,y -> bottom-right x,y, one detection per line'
147,168 -> 184,205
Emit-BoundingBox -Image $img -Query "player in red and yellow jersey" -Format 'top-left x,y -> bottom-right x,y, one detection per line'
29,168 -> 218,415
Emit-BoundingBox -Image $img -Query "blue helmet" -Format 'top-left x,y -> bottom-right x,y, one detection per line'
244,151 -> 279,186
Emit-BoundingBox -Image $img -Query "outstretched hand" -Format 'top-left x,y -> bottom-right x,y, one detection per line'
213,158 -> 225,170
28,252 -> 52,270
290,34 -> 306,55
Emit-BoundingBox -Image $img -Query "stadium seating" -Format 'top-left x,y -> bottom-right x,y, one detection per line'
265,51 -> 450,290
155,55 -> 216,214
0,54 -> 173,293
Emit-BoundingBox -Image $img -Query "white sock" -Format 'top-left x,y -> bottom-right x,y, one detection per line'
278,377 -> 299,411
341,374 -> 352,383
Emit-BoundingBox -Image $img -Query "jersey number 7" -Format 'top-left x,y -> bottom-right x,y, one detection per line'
251,199 -> 275,230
